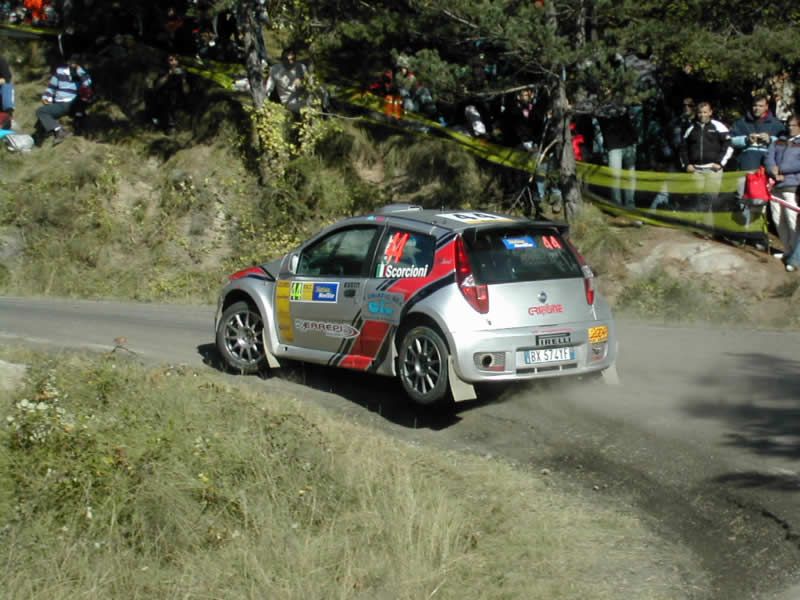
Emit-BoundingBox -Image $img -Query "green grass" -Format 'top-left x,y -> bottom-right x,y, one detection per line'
0,347 -> 684,599
616,267 -> 750,324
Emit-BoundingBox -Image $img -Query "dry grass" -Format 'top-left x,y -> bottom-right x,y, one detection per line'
0,347 -> 686,599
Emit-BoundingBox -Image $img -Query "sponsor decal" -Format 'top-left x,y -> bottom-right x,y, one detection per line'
312,282 -> 339,302
440,211 -> 513,224
536,332 -> 572,347
366,291 -> 404,322
343,281 -> 361,289
502,235 -> 536,250
528,304 -> 564,315
289,281 -> 339,302
276,280 -> 294,342
588,325 -> 609,343
375,262 -> 430,278
294,319 -> 359,338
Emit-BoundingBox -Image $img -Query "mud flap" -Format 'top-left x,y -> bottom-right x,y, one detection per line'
261,332 -> 281,369
448,356 -> 476,402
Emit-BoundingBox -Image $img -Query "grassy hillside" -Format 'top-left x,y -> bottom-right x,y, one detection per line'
0,345 -> 692,599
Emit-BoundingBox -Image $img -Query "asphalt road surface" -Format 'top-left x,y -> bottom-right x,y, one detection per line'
1,295 -> 799,599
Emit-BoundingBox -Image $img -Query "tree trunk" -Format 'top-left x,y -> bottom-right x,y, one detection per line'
554,77 -> 581,219
236,1 -> 267,107
546,2 -> 582,219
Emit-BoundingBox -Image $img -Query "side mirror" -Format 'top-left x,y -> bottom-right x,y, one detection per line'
289,253 -> 299,274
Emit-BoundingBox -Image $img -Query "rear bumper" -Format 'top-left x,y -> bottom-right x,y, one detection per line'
449,321 -> 617,383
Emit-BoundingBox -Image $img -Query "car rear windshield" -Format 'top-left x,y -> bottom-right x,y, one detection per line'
463,227 -> 583,284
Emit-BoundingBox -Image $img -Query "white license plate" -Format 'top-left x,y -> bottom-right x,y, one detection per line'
522,347 -> 575,365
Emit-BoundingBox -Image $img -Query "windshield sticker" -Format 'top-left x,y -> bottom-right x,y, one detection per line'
366,291 -> 404,323
384,231 -> 410,264
290,281 -> 339,302
502,236 -> 536,249
441,212 -> 513,224
375,263 -> 430,278
294,319 -> 359,338
540,235 -> 563,250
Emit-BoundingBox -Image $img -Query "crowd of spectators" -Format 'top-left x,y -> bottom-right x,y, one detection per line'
357,49 -> 800,269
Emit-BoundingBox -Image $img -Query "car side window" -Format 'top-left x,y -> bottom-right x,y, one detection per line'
374,228 -> 436,278
297,226 -> 379,277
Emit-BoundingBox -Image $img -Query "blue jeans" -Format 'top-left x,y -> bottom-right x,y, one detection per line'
787,238 -> 800,267
607,145 -> 636,206
0,83 -> 14,112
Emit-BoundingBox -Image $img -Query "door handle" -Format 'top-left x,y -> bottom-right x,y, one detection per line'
344,288 -> 356,297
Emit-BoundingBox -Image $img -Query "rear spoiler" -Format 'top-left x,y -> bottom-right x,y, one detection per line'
461,219 -> 570,241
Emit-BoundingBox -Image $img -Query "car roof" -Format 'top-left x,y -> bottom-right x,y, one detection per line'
368,204 -> 569,234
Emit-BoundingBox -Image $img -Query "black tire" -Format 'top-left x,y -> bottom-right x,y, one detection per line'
216,300 -> 267,374
398,325 -> 450,406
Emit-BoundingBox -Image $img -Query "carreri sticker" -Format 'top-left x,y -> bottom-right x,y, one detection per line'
294,319 -> 359,338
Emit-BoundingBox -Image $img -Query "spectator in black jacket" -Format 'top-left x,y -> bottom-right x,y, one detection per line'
680,101 -> 733,172
146,54 -> 190,134
679,101 -> 733,214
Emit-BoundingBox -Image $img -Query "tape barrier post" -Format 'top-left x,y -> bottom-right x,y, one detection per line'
770,194 -> 800,213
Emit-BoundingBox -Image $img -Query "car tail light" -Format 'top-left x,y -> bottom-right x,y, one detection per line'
455,235 -> 489,314
566,239 -> 595,306
582,265 -> 595,306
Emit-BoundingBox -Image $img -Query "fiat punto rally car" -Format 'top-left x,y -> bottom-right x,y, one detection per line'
215,205 -> 617,408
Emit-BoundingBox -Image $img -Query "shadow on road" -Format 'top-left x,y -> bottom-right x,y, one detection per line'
682,352 -> 800,490
197,343 -> 494,430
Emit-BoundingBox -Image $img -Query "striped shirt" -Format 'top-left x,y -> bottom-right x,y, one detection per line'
42,65 -> 92,104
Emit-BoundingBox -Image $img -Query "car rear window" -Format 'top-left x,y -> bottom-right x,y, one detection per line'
464,227 -> 582,284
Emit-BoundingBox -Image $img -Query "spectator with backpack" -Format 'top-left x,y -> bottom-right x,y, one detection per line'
35,55 -> 93,145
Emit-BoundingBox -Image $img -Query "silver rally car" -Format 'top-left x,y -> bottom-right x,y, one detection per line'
215,205 -> 617,408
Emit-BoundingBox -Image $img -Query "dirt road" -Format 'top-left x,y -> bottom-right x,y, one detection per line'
1,296 -> 799,599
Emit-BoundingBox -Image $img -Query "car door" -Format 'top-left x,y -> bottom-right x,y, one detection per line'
357,226 -> 438,364
276,225 -> 381,357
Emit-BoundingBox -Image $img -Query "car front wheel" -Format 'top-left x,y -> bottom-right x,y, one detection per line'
216,300 -> 266,374
398,325 -> 450,406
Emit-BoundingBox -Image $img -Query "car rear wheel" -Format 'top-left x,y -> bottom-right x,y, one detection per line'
216,301 -> 266,374
398,326 -> 450,406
